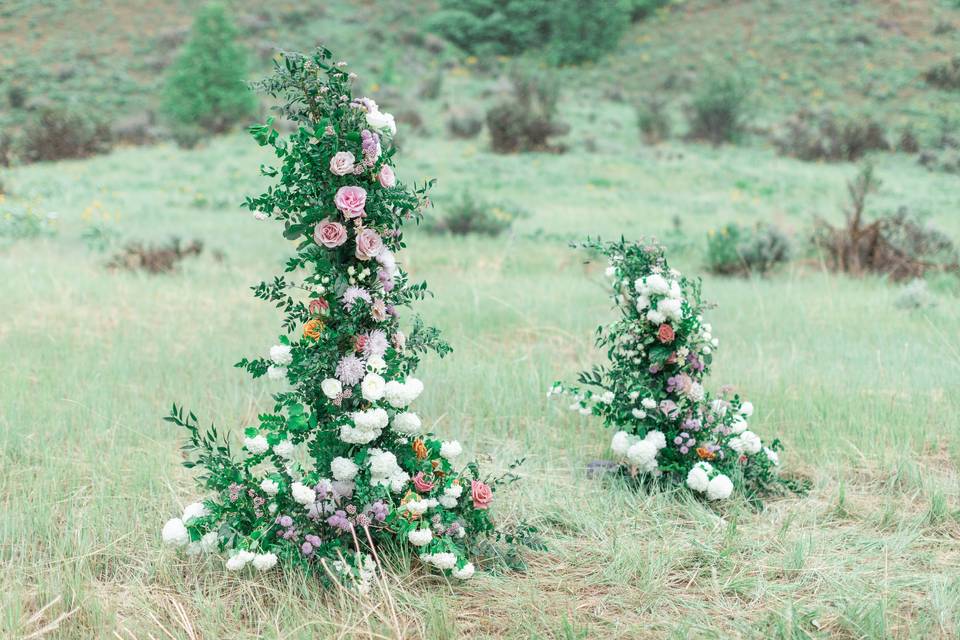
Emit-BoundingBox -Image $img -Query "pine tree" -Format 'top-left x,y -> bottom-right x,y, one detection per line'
160,2 -> 256,147
552,239 -> 795,501
161,49 -> 504,585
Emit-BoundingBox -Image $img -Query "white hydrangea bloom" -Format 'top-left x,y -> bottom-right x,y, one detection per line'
181,502 -> 208,523
273,440 -> 295,459
644,273 -> 670,295
420,552 -> 457,570
408,528 -> 432,547
598,391 -> 615,404
291,482 -> 316,505
631,408 -> 646,419
401,498 -> 438,516
641,398 -> 658,410
626,440 -> 658,473
440,441 -> 462,460
635,296 -> 650,311
611,431 -> 632,457
453,562 -> 475,579
646,309 -> 667,325
321,378 -> 342,399
391,411 -> 422,435
331,456 -> 360,481
162,518 -> 189,546
266,365 -> 286,380
706,474 -> 734,500
657,297 -> 683,322
644,430 -> 667,450
729,430 -> 762,455
225,550 -> 255,571
269,344 -> 293,366
686,462 -> 712,493
244,435 -> 269,455
253,553 -> 278,571
260,478 -> 280,495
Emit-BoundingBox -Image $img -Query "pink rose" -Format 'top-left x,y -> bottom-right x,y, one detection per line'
470,480 -> 492,510
314,219 -> 348,248
378,164 -> 396,188
355,227 -> 383,260
412,472 -> 435,493
334,186 -> 367,219
329,151 -> 356,176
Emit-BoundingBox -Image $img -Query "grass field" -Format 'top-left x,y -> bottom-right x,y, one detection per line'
2,128 -> 959,638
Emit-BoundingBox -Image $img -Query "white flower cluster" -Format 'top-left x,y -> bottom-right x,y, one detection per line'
634,273 -> 685,325
267,344 -> 293,380
341,407 -> 389,444
162,502 -> 218,554
368,449 -> 409,492
331,553 -> 378,594
419,552 -> 457,570
291,481 -> 317,505
384,377 -> 424,408
226,550 -> 278,572
401,497 -> 438,516
610,430 -> 667,473
391,411 -> 423,435
408,527 -> 432,547
438,483 -> 463,508
685,462 -> 733,500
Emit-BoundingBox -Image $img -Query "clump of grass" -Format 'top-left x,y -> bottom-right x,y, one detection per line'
486,69 -> 569,153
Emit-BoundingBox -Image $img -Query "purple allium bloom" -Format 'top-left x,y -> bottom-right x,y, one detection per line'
301,541 -> 314,555
683,418 -> 702,431
314,479 -> 333,498
363,329 -> 389,358
336,354 -> 366,386
332,480 -> 354,499
686,352 -> 704,372
674,436 -> 683,445
356,513 -> 371,527
305,534 -> 322,547
365,500 -> 389,522
649,364 -> 662,375
361,129 -> 381,164
686,438 -> 696,447
277,515 -> 293,528
342,286 -> 372,311
327,510 -> 353,532
680,446 -> 689,454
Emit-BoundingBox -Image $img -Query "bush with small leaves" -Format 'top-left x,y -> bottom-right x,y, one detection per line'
18,106 -> 112,163
686,74 -> 751,146
486,69 -> 568,153
772,109 -> 889,162
636,96 -> 671,144
428,192 -> 526,237
706,223 -> 792,277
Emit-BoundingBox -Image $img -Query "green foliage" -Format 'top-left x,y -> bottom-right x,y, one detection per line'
486,68 -> 568,153
924,56 -> 960,91
686,73 -> 752,146
428,0 -> 630,65
628,0 -> 672,21
636,96 -> 671,144
706,223 -> 792,277
428,191 -> 526,237
18,106 -> 112,164
160,2 -> 256,147
0,202 -> 58,242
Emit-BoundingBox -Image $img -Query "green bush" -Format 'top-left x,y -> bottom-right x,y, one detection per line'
706,223 -> 791,276
160,2 -> 256,147
924,56 -> 960,91
18,106 -> 112,163
428,0 -> 630,65
486,68 -> 568,153
636,96 -> 670,144
428,192 -> 526,236
686,74 -> 751,146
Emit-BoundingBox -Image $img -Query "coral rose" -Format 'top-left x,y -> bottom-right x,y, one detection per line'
470,480 -> 493,510
303,318 -> 324,340
412,472 -> 435,493
657,323 -> 675,344
314,219 -> 348,248
334,186 -> 367,219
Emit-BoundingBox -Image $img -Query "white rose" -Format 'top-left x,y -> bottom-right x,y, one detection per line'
291,482 -> 316,505
321,378 -> 342,399
366,108 -> 397,134
328,151 -> 356,176
260,478 -> 279,495
764,447 -> 780,465
331,456 -> 359,481
244,435 -> 269,455
361,373 -> 386,402
740,401 -> 754,417
706,474 -> 734,500
269,344 -> 292,366
161,518 -> 189,546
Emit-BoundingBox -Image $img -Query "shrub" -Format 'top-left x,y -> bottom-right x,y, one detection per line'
706,223 -> 791,276
771,109 -> 889,162
486,69 -> 569,153
812,164 -> 959,281
107,238 -> 203,273
428,192 -> 526,236
636,96 -> 670,144
894,278 -> 937,310
924,56 -> 960,91
546,0 -> 631,66
897,128 -> 920,153
18,106 -> 112,163
686,74 -> 751,146
628,0 -> 671,21
445,107 -> 483,139
160,2 -> 256,147
428,0 -> 630,65
418,71 -> 444,100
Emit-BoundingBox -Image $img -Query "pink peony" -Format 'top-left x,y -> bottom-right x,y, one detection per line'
314,219 -> 348,248
329,151 -> 356,176
471,480 -> 493,510
354,228 -> 383,260
334,186 -> 367,219
412,472 -> 435,493
378,164 -> 396,188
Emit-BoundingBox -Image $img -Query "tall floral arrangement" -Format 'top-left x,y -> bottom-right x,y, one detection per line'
161,48 -> 501,586
551,239 -> 787,501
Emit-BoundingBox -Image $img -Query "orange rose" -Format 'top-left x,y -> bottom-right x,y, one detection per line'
303,318 -> 324,340
696,447 -> 716,461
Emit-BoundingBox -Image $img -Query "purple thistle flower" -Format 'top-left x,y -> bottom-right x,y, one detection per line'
363,329 -> 389,358
342,286 -> 372,311
336,355 -> 366,386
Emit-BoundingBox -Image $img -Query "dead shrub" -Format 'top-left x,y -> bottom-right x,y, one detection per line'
772,109 -> 889,162
107,238 -> 204,274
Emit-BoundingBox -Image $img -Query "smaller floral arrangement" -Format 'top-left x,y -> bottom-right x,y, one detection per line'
551,238 -> 790,501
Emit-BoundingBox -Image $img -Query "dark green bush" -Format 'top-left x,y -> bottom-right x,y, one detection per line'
428,192 -> 526,237
160,2 -> 256,147
706,223 -> 791,276
924,56 -> 960,91
686,74 -> 751,146
19,106 -> 112,163
636,96 -> 670,144
428,0 -> 630,65
486,69 -> 568,153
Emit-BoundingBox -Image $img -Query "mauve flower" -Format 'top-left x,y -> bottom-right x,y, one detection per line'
334,186 -> 367,219
378,164 -> 396,188
329,151 -> 355,176
371,299 -> 387,322
342,286 -> 372,310
413,472 -> 435,493
363,330 -> 389,358
314,219 -> 348,248
471,480 -> 493,510
659,399 -> 679,418
355,228 -> 383,260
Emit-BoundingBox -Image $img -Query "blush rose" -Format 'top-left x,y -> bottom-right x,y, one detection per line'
334,186 -> 367,219
314,219 -> 348,248
471,480 -> 492,510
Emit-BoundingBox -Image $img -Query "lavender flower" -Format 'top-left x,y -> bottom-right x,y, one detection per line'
363,330 -> 389,358
342,286 -> 372,311
336,355 -> 366,386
